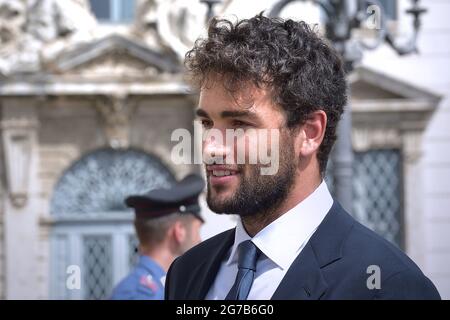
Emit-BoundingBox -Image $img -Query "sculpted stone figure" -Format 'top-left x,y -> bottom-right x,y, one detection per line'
0,0 -> 36,75
134,0 -> 231,60
0,0 -> 97,76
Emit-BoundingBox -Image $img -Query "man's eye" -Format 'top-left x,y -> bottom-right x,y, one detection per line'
232,120 -> 250,128
201,119 -> 213,128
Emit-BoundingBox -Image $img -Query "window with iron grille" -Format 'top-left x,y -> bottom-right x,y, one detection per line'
353,149 -> 403,247
83,235 -> 113,299
326,148 -> 403,248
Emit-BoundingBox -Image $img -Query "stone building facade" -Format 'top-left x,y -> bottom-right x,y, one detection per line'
0,0 -> 447,299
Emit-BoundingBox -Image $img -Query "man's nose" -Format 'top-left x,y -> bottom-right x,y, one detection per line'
203,140 -> 228,163
203,130 -> 230,163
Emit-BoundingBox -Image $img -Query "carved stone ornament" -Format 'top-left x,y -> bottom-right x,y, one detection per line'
0,0 -> 97,76
1,118 -> 38,207
135,0 -> 230,60
96,94 -> 137,149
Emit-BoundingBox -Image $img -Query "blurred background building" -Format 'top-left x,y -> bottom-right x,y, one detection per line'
0,0 -> 448,299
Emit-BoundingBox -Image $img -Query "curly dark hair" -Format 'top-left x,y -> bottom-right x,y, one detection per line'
185,13 -> 347,174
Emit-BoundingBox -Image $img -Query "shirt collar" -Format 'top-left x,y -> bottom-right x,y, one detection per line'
226,180 -> 333,270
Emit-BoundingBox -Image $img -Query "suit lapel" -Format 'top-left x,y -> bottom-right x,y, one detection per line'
271,201 -> 354,300
271,242 -> 327,299
188,229 -> 236,299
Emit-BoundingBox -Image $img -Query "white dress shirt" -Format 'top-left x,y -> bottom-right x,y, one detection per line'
205,180 -> 333,300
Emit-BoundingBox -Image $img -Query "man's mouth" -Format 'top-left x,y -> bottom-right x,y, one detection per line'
211,170 -> 236,177
206,165 -> 240,186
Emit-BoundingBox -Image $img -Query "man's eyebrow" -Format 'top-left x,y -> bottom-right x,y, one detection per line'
195,108 -> 210,118
196,108 -> 259,120
220,110 -> 258,120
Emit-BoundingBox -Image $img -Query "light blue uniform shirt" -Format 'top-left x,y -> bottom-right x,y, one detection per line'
110,256 -> 165,300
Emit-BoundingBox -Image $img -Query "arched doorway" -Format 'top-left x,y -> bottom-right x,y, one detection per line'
49,148 -> 175,299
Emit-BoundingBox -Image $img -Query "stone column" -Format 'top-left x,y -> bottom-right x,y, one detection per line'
1,99 -> 40,299
402,131 -> 426,269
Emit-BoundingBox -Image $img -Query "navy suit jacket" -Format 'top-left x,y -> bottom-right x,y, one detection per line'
165,201 -> 440,300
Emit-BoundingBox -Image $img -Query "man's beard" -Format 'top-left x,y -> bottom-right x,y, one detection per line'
206,135 -> 297,218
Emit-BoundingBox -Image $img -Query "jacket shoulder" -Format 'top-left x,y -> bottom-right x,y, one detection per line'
347,220 -> 422,274
331,211 -> 440,299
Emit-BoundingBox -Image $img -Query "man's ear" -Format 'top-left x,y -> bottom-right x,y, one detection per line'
298,110 -> 327,157
172,220 -> 187,244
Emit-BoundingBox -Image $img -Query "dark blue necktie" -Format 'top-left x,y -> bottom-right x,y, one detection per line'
225,240 -> 260,300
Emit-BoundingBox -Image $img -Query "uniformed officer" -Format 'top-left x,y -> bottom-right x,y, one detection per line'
110,174 -> 205,300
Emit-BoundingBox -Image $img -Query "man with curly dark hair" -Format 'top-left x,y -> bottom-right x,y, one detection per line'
165,13 -> 440,300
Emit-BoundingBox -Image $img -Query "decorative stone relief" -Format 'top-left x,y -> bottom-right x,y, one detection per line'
135,0 -> 231,60
95,94 -> 137,149
0,0 -> 40,75
402,131 -> 423,163
352,127 -> 402,152
0,0 -> 27,54
29,0 -> 97,62
1,118 -> 38,207
0,0 -> 97,76
70,51 -> 159,78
